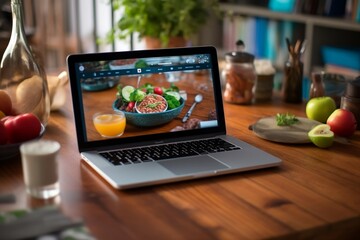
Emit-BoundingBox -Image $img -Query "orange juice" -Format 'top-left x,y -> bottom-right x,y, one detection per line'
93,112 -> 126,137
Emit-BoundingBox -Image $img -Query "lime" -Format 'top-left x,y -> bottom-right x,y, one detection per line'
121,86 -> 135,102
308,124 -> 334,148
165,91 -> 180,101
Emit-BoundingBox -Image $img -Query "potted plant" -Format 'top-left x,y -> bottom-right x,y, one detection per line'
107,0 -> 219,48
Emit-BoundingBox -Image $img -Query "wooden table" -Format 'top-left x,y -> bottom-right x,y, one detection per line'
1,82 -> 359,240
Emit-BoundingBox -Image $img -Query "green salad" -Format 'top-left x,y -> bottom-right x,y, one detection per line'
115,83 -> 181,112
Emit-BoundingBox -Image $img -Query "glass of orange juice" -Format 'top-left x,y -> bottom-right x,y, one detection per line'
93,111 -> 126,138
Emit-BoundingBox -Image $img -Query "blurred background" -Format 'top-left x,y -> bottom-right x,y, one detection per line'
0,0 -> 358,80
0,0 -> 221,72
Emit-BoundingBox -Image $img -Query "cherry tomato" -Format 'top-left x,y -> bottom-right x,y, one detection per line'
154,87 -> 163,95
126,101 -> 135,112
4,113 -> 41,143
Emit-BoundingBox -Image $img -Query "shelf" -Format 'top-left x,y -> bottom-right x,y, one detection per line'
219,3 -> 360,77
220,4 -> 360,32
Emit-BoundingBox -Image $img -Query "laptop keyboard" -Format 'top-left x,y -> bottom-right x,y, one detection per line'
100,138 -> 241,166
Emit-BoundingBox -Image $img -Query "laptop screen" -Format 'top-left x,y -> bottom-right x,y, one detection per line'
67,46 -> 226,151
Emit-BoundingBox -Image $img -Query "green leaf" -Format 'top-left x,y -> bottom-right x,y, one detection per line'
165,94 -> 180,110
130,89 -> 146,102
275,113 -> 299,126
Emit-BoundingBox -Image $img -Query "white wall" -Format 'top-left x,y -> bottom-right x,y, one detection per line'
77,0 -> 135,53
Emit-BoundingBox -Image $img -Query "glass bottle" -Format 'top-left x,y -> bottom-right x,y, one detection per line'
0,0 -> 50,126
281,55 -> 303,103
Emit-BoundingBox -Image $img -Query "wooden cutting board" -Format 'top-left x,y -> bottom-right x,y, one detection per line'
251,117 -> 321,144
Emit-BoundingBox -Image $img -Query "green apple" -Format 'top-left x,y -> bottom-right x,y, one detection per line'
306,97 -> 336,123
308,124 -> 334,148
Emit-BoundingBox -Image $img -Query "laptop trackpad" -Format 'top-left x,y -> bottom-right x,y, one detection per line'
158,155 -> 229,176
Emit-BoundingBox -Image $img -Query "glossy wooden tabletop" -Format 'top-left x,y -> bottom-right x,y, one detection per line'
1,81 -> 359,240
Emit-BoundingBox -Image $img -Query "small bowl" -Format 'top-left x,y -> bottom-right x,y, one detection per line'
109,60 -> 136,70
135,94 -> 168,114
0,124 -> 46,161
113,98 -> 185,127
81,77 -> 119,91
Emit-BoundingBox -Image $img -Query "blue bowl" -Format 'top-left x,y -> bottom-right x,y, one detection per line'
112,98 -> 185,127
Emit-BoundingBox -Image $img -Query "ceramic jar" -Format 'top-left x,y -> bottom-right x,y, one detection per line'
341,77 -> 360,129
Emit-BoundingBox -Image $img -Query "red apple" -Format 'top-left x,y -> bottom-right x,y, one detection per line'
3,113 -> 41,143
0,115 -> 14,124
326,109 -> 357,137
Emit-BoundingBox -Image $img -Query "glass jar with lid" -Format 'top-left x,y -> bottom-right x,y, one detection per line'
222,41 -> 256,105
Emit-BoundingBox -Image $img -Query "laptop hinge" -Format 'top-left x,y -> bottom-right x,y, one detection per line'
84,132 -> 224,152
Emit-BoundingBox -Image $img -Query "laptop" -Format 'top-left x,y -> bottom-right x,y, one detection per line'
67,46 -> 281,189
